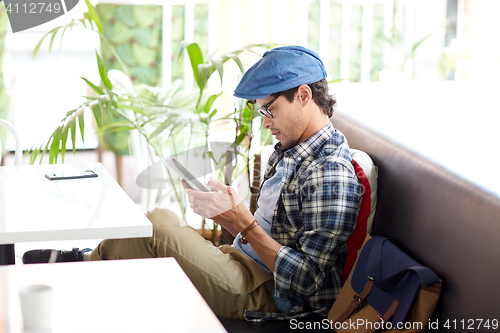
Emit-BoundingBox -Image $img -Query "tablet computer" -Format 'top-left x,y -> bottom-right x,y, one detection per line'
164,157 -> 210,192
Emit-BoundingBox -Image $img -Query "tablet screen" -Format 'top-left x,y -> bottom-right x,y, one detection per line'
164,157 -> 210,192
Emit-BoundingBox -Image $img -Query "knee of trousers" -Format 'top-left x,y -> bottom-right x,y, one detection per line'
145,208 -> 189,228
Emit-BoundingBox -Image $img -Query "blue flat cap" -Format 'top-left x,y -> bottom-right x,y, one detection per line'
233,46 -> 327,100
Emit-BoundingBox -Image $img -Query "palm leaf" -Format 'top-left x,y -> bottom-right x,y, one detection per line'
78,111 -> 85,147
84,0 -> 103,34
70,117 -> 77,154
95,51 -> 112,91
81,77 -> 104,95
61,125 -> 69,163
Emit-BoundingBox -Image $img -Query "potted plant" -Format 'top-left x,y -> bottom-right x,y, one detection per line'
28,0 -> 276,244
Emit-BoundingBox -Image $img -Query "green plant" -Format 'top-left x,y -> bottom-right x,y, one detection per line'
28,0 -> 277,225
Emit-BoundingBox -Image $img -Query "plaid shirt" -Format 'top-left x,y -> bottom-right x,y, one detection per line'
245,122 -> 362,321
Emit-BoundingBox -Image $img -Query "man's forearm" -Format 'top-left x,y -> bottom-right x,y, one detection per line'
217,221 -> 239,238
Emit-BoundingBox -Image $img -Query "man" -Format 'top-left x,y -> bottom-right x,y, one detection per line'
23,46 -> 362,321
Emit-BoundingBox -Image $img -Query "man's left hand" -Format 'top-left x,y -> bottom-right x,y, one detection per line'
183,177 -> 254,231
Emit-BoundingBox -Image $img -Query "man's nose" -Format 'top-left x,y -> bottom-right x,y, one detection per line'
263,116 -> 272,129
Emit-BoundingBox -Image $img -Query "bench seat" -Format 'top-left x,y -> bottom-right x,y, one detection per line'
218,113 -> 500,332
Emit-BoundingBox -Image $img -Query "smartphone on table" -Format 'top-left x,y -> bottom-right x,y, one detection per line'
45,169 -> 98,180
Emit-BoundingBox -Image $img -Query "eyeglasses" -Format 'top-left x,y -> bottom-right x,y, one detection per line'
258,94 -> 280,118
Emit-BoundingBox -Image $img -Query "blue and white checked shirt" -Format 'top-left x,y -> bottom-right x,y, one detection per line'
244,122 -> 362,321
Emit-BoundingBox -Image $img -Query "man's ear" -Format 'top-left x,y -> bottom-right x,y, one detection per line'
297,84 -> 312,104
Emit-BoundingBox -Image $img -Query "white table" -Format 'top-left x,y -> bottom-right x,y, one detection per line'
0,257 -> 227,332
0,163 -> 152,264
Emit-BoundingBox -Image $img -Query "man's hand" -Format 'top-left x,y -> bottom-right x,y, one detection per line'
183,177 -> 255,231
184,178 -> 281,273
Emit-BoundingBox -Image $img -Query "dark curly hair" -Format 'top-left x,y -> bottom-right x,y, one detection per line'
272,79 -> 336,117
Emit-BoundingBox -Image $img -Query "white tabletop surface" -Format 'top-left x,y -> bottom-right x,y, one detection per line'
0,257 -> 227,333
0,163 -> 152,244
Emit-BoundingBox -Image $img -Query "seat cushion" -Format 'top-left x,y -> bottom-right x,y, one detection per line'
341,149 -> 378,284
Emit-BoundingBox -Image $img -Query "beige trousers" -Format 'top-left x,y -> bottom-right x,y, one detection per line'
90,208 -> 278,319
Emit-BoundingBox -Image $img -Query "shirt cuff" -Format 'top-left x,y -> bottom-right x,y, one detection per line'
273,245 -> 303,301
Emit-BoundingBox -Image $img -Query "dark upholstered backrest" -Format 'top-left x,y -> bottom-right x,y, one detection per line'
331,112 -> 500,324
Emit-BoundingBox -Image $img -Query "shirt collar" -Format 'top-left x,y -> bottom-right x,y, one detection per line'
274,122 -> 334,163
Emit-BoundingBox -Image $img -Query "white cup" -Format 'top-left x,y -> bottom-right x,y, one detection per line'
19,284 -> 53,331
